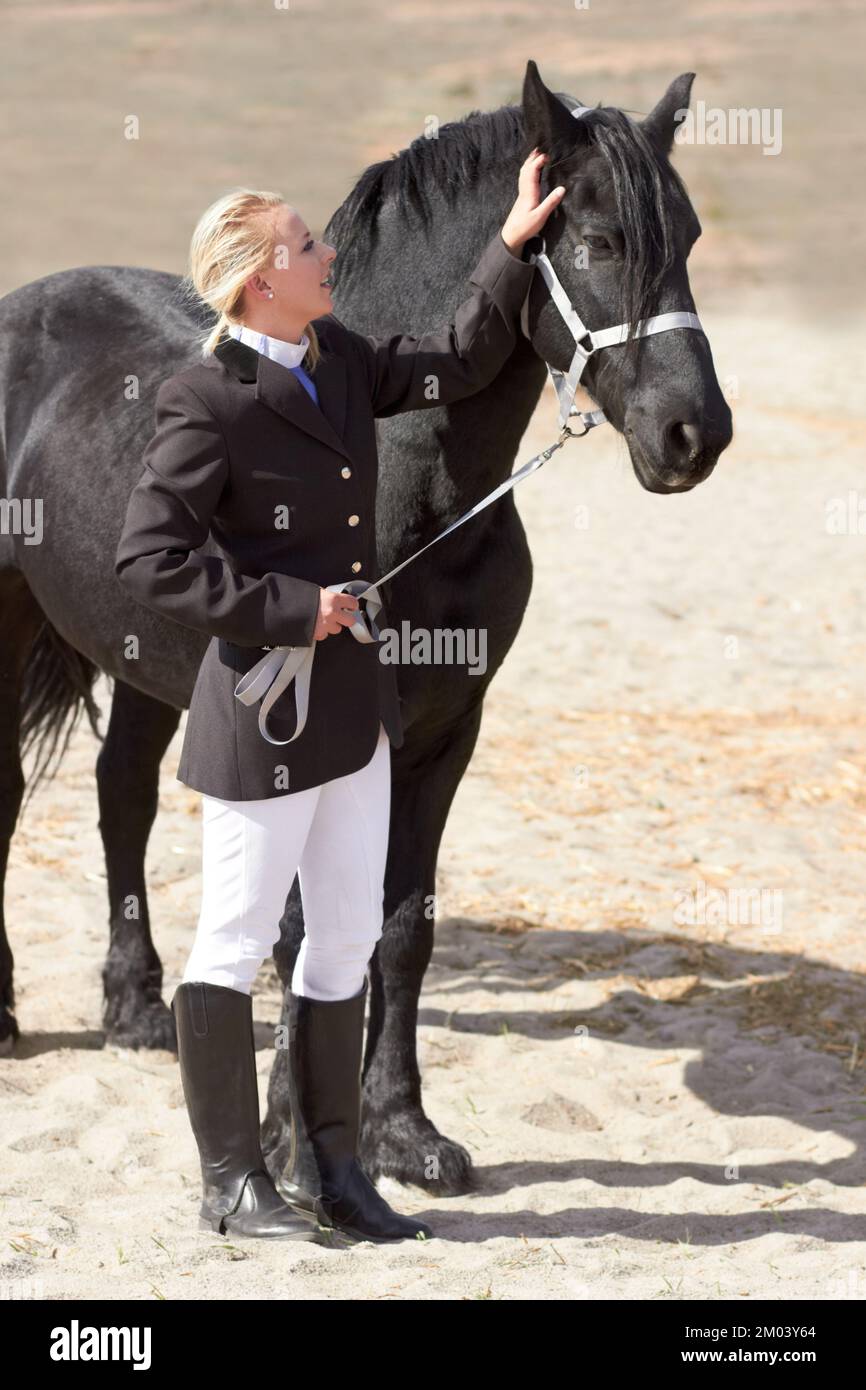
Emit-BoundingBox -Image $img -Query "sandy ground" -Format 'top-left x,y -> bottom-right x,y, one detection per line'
2,0 -> 865,1305
2,309 -> 865,1301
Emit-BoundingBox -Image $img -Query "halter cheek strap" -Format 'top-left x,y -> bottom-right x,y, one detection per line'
520,242 -> 704,431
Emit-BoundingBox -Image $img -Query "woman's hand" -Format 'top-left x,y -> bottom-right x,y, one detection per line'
500,149 -> 566,257
314,587 -> 360,640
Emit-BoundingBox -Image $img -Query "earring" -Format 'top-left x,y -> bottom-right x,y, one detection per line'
267,291 -> 274,299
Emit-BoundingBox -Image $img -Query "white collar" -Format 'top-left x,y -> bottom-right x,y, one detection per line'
227,321 -> 310,370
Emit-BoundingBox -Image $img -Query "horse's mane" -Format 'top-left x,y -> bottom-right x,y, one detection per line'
325,105 -> 524,259
326,99 -> 692,350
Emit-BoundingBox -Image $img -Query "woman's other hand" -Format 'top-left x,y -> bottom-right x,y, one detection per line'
314,588 -> 360,640
500,149 -> 566,257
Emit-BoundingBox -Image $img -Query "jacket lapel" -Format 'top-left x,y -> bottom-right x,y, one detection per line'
211,331 -> 352,463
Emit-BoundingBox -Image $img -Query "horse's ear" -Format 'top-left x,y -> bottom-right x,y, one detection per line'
521,59 -> 592,157
641,72 -> 696,155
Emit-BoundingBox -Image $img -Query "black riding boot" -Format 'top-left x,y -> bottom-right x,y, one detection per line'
171,980 -> 323,1241
281,978 -> 433,1244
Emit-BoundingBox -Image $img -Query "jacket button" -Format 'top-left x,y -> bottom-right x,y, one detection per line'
348,514 -> 359,526
341,466 -> 352,478
351,561 -> 362,572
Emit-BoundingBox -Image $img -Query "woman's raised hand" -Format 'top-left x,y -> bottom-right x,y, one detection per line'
500,148 -> 566,256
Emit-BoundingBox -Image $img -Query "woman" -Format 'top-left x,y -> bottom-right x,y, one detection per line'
114,151 -> 565,1245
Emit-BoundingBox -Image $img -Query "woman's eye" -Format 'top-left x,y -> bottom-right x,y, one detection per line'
304,238 -> 314,252
584,234 -> 611,251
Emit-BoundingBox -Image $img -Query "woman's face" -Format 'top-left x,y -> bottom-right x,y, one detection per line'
244,203 -> 336,339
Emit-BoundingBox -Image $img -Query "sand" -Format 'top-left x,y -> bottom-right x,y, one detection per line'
2,308 -> 865,1300
1,0 -> 864,1304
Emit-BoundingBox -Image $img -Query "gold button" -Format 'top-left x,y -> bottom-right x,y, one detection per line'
341,466 -> 352,478
348,514 -> 359,526
351,560 -> 362,572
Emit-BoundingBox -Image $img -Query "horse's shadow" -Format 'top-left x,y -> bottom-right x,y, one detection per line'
409,916 -> 866,1240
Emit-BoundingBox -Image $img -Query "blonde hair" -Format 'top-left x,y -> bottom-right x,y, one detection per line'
183,187 -> 321,368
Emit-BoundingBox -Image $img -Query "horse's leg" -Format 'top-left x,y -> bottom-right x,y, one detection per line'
361,704 -> 485,1196
0,572 -> 45,1053
96,678 -> 181,1049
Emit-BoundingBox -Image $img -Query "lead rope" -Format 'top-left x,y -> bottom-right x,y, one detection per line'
233,420 -> 584,746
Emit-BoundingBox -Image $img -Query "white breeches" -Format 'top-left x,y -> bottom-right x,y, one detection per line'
182,722 -> 391,1001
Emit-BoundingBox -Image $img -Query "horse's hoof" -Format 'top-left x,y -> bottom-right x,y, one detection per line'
360,1109 -> 474,1196
0,1008 -> 18,1056
103,996 -> 177,1051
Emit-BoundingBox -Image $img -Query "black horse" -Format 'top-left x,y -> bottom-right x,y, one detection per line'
0,62 -> 731,1194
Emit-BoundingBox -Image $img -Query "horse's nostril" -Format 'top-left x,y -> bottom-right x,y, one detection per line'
680,423 -> 703,458
668,420 -> 703,461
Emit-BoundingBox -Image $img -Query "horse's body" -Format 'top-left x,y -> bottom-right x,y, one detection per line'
0,64 -> 731,1192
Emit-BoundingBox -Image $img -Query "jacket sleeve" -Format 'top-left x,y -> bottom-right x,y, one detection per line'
114,376 -> 322,648
341,230 -> 536,418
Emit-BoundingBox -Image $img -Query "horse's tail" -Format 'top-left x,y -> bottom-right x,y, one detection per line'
19,613 -> 104,814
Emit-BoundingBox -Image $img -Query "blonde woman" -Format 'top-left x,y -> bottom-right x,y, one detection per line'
115,152 -> 565,1244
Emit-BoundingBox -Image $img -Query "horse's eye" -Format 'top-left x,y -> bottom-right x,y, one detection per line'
584,234 -> 611,251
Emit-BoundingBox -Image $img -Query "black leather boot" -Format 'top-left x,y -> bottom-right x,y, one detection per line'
171,981 -> 323,1241
281,978 -> 433,1244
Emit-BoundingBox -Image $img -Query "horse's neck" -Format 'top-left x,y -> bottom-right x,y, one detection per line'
380,335 -> 547,509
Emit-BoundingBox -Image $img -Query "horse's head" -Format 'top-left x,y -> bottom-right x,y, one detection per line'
521,61 -> 733,494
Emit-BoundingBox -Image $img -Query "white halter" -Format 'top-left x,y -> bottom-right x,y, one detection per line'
519,105 -> 705,431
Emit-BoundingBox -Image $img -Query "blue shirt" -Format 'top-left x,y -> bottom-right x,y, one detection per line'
289,363 -> 319,407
